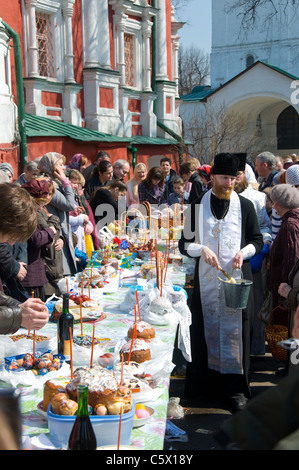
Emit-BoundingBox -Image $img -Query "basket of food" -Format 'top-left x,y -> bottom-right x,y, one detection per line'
265,307 -> 289,361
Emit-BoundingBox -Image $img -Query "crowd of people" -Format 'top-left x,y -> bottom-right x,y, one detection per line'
1,149 -> 299,448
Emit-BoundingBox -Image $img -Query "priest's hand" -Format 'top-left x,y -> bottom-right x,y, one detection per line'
232,250 -> 244,270
201,246 -> 219,268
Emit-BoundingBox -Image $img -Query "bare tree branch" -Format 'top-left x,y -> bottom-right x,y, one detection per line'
226,0 -> 298,32
180,101 -> 275,163
178,45 -> 210,95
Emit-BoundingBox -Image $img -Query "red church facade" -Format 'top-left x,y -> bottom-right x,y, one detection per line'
0,0 -> 184,177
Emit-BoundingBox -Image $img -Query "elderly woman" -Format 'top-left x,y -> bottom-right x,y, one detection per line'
270,184 -> 299,314
126,162 -> 147,208
0,162 -> 14,182
38,152 -> 77,275
15,161 -> 39,186
0,183 -> 49,334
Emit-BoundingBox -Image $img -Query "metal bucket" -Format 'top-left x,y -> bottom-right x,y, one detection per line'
222,279 -> 253,309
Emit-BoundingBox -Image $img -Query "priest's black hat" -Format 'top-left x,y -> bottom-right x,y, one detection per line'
234,153 -> 247,172
211,153 -> 239,177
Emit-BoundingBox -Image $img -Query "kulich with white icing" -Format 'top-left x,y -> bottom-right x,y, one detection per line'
149,297 -> 172,316
120,338 -> 151,364
66,366 -> 119,407
127,321 -> 155,339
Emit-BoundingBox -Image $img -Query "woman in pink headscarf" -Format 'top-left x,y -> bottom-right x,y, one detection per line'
68,153 -> 89,173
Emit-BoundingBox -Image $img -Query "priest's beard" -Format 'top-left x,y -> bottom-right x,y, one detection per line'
212,178 -> 234,200
234,177 -> 249,194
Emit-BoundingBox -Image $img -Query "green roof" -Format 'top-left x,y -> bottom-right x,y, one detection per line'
181,61 -> 299,103
25,113 -> 180,146
181,85 -> 216,102
259,61 -> 299,81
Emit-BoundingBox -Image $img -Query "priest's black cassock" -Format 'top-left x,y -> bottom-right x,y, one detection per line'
179,191 -> 264,402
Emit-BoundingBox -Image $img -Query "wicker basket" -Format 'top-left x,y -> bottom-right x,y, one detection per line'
120,208 -> 149,242
265,307 -> 289,361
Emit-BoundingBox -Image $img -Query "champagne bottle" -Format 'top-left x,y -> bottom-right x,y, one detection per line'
57,293 -> 74,361
68,384 -> 97,450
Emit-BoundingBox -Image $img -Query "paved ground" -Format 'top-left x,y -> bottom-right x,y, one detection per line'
163,348 -> 284,451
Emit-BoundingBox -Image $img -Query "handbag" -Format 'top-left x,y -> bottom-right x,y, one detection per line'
258,291 -> 273,324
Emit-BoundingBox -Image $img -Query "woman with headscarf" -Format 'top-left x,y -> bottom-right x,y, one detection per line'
38,152 -> 77,275
126,162 -> 147,208
21,179 -> 58,301
198,164 -> 212,192
67,153 -> 89,173
23,179 -> 64,297
270,184 -> 299,312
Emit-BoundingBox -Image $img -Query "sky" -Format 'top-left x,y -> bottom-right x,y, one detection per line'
176,0 -> 212,54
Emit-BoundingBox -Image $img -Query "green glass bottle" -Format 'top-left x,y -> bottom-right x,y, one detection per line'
68,384 -> 97,450
57,293 -> 74,361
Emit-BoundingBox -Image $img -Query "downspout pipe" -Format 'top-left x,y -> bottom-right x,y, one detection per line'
0,18 -> 28,170
157,119 -> 185,164
151,0 -> 157,113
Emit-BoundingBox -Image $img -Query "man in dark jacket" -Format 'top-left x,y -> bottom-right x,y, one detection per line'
82,150 -> 111,182
255,151 -> 278,191
160,157 -> 177,200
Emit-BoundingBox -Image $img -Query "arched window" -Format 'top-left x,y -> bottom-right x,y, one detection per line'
277,105 -> 299,149
246,54 -> 254,68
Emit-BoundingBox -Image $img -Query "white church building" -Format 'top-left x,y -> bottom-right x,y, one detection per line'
180,0 -> 299,162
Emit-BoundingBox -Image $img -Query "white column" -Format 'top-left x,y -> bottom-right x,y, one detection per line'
62,0 -> 75,83
155,0 -> 168,80
142,19 -> 152,92
98,0 -> 111,69
171,6 -> 184,98
116,13 -> 126,86
0,28 -> 10,95
172,37 -> 179,97
83,0 -> 99,67
25,0 -> 39,77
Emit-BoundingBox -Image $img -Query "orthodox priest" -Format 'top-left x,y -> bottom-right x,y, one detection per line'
179,153 -> 264,411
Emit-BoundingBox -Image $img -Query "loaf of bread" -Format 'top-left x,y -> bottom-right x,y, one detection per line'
51,393 -> 78,416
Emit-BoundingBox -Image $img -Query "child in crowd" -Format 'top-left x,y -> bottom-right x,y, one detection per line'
167,177 -> 189,206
